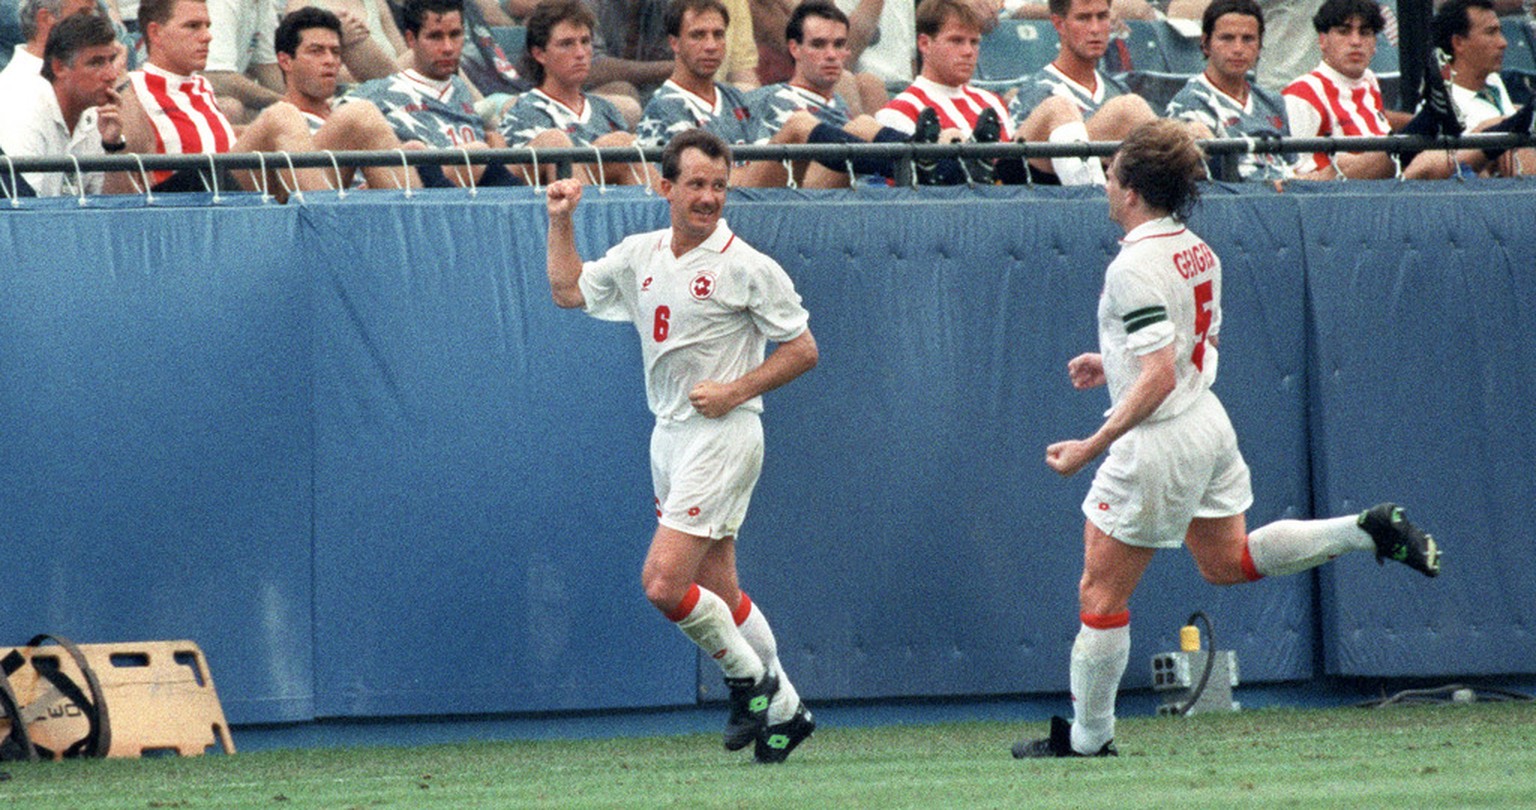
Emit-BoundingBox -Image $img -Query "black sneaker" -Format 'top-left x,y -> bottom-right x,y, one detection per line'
912,107 -> 942,185
1011,715 -> 1117,759
1359,503 -> 1441,577
754,703 -> 815,764
1420,64 -> 1464,137
723,671 -> 779,751
963,108 -> 1001,185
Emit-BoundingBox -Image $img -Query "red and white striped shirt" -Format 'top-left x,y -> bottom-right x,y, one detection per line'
875,75 -> 1014,140
1281,62 -> 1390,174
130,63 -> 237,184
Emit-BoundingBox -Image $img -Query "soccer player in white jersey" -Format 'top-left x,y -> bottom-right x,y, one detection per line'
1013,120 -> 1441,759
544,129 -> 819,764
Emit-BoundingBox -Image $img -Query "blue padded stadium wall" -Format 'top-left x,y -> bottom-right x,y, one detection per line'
0,182 -> 1531,725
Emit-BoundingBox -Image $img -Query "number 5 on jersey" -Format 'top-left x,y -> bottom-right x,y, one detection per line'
1191,280 -> 1213,370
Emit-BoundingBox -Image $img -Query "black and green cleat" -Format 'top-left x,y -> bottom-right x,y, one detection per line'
1359,503 -> 1441,577
1011,715 -> 1117,759
754,703 -> 815,764
723,672 -> 779,751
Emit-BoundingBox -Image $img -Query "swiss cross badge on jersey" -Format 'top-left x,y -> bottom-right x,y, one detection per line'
690,272 -> 716,301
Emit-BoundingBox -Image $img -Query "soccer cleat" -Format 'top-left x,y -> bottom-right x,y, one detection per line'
722,671 -> 779,751
1359,503 -> 1441,578
754,703 -> 815,764
964,108 -> 1001,185
912,108 -> 943,185
1420,64 -> 1464,137
1011,715 -> 1117,759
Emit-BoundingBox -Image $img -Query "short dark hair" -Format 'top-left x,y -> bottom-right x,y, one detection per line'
275,6 -> 342,59
1112,120 -> 1205,221
663,0 -> 728,38
916,0 -> 985,38
787,0 -> 848,44
401,0 -> 464,37
522,0 -> 596,86
137,0 -> 200,29
1431,0 -> 1495,60
1047,0 -> 1103,20
41,12 -> 115,82
661,128 -> 730,181
1312,0 -> 1384,35
1201,0 -> 1264,43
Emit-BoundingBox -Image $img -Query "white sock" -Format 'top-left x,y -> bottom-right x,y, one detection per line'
669,584 -> 765,682
1070,616 -> 1129,754
1048,122 -> 1106,186
736,593 -> 802,724
1245,516 -> 1373,577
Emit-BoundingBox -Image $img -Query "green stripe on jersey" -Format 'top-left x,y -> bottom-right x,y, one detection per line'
1122,306 -> 1168,334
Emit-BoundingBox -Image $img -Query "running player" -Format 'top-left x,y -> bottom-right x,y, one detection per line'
543,128 -> 819,764
1014,120 -> 1441,759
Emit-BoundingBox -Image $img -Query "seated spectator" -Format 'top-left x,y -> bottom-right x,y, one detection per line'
108,0 -> 408,198
275,6 -> 419,189
877,0 -> 1016,184
636,0 -> 753,148
1007,0 -> 1158,185
283,0 -> 411,84
1,0 -> 99,105
1282,0 -> 1462,179
206,0 -> 401,124
0,13 -> 123,195
1164,0 -> 1293,181
348,0 -> 522,187
753,0 -> 910,116
1420,0 -> 1533,177
741,0 -> 928,187
499,0 -> 651,186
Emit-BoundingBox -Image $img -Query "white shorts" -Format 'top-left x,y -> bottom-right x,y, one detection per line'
1082,390 -> 1253,549
650,409 -> 764,540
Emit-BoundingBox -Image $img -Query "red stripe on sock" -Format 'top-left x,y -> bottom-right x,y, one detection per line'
732,592 -> 753,626
1080,610 -> 1130,629
666,583 -> 701,623
1240,538 -> 1264,582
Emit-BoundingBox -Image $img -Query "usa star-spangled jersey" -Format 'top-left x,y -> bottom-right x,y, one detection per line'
346,70 -> 486,148
636,80 -> 753,147
500,88 -> 630,146
1165,73 -> 1292,181
1099,216 -> 1222,423
1009,64 -> 1131,124
744,82 -> 850,143
578,219 -> 810,422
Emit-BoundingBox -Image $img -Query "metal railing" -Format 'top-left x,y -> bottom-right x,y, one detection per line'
2,131 -> 1532,202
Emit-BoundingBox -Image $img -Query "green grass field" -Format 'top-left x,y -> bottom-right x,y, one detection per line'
4,701 -> 1534,808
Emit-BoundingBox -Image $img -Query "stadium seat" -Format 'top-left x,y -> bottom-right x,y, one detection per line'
1104,20 -> 1169,75
489,25 -> 527,66
1151,20 -> 1205,75
1501,17 -> 1535,106
976,19 -> 1059,87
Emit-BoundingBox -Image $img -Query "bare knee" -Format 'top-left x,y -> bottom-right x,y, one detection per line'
641,564 -> 691,614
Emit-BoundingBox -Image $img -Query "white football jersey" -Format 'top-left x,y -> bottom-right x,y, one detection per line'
1098,217 -> 1222,423
579,220 -> 810,422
